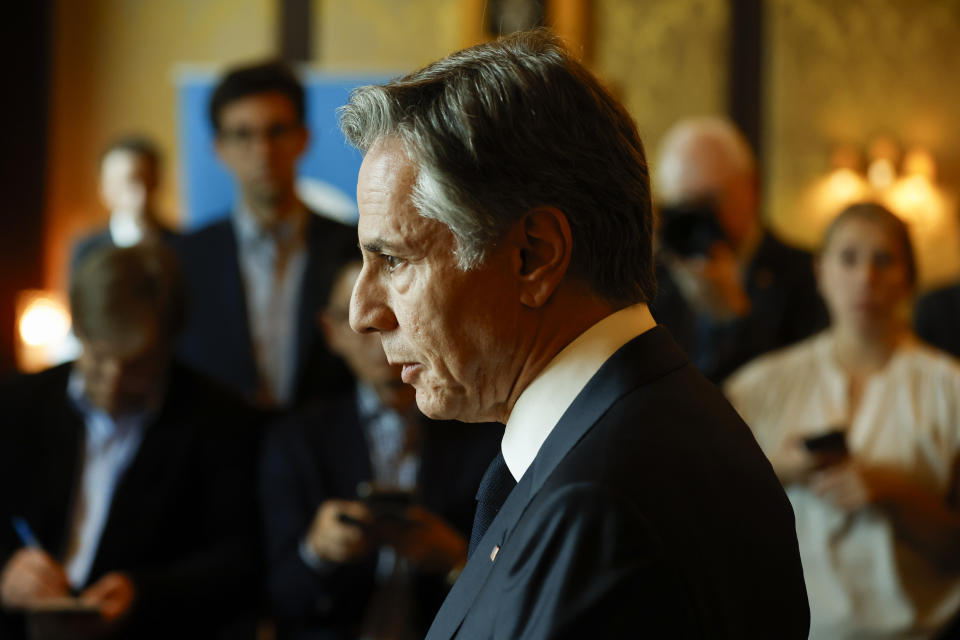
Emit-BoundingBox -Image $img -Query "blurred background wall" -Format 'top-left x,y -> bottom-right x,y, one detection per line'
5,0 -> 960,375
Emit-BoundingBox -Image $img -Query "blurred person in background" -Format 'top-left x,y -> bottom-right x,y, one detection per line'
653,117 -> 826,382
726,202 -> 960,639
173,60 -> 355,411
0,245 -> 262,639
70,136 -> 177,276
260,258 -> 500,640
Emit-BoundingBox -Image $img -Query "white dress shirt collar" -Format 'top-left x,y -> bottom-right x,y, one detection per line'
501,303 -> 656,481
108,211 -> 148,248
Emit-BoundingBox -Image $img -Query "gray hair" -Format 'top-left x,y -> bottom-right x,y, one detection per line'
339,29 -> 655,306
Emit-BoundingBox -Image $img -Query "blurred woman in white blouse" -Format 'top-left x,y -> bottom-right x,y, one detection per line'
726,202 -> 960,639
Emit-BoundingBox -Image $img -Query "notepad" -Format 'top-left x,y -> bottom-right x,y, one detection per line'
25,598 -> 101,613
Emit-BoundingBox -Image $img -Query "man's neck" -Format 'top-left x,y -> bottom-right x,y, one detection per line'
494,289 -> 625,424
241,189 -> 302,229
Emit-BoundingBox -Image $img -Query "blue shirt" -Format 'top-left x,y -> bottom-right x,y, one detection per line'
62,369 -> 153,588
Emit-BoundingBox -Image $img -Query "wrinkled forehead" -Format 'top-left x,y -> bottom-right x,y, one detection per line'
357,141 -> 423,241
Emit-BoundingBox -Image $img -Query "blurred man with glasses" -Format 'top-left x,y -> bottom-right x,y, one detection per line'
173,61 -> 355,410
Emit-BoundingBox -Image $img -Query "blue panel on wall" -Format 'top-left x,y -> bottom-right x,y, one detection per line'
177,71 -> 395,231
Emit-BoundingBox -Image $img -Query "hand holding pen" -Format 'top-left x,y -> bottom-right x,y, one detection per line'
0,517 -> 71,610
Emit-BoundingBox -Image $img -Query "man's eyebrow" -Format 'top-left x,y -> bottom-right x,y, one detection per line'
359,239 -> 402,254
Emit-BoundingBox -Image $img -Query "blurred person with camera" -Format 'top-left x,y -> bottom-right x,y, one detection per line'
653,117 -> 826,382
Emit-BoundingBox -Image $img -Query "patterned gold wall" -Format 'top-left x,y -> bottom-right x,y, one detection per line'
765,0 -> 960,287
593,0 -> 730,172
312,0 -> 463,73
46,0 -> 278,291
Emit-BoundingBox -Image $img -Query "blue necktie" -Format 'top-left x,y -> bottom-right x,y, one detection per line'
468,452 -> 517,557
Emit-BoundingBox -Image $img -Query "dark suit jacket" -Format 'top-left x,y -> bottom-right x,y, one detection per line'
653,231 -> 827,383
915,283 -> 960,359
259,390 -> 502,640
426,326 -> 809,639
171,213 -> 356,408
0,362 -> 263,639
70,223 -> 179,277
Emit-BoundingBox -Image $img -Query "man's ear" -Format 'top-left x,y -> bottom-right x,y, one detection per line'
511,206 -> 573,308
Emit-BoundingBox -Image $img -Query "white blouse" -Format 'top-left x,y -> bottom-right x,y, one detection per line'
726,332 -> 960,639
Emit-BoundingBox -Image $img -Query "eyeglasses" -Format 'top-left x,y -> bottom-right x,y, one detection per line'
218,122 -> 301,147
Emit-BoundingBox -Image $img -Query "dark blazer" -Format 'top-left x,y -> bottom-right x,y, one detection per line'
0,362 -> 263,639
915,283 -> 960,359
171,213 -> 356,408
653,231 -> 827,383
259,390 -> 502,640
426,327 -> 809,639
70,223 -> 179,277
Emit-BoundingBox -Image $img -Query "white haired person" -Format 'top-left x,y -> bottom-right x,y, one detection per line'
653,117 -> 826,382
726,202 -> 960,638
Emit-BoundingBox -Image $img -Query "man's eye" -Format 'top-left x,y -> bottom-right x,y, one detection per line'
383,254 -> 403,271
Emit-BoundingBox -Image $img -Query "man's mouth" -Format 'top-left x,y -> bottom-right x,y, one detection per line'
400,363 -> 422,384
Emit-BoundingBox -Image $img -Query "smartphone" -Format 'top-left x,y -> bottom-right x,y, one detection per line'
802,428 -> 848,456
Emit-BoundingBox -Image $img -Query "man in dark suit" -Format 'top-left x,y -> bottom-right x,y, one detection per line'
0,245 -> 261,639
652,118 -> 827,383
915,283 -> 960,358
71,136 -> 178,277
260,259 -> 501,639
341,30 -> 810,638
173,61 -> 355,410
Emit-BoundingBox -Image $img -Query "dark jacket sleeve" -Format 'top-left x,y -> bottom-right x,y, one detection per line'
125,396 -> 264,629
915,286 -> 960,359
258,419 -> 375,632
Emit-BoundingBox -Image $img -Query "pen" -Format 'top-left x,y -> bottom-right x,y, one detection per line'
12,516 -> 40,549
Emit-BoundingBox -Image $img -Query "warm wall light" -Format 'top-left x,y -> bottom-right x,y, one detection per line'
903,148 -> 936,181
15,290 -> 77,373
812,138 -> 945,230
803,139 -> 960,289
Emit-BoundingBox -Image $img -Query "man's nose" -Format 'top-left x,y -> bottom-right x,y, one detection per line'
349,266 -> 397,334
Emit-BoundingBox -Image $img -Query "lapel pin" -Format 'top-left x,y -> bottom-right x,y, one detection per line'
490,545 -> 500,562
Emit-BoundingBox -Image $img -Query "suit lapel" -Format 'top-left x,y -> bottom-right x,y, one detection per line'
217,223 -> 259,391
87,377 -> 193,581
425,327 -> 688,639
312,393 -> 374,497
292,216 -> 325,395
42,372 -> 84,560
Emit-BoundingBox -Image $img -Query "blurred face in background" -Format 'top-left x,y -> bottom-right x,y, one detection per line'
322,262 -> 416,413
215,91 -> 307,214
99,149 -> 158,219
75,316 -> 172,418
817,215 -> 913,338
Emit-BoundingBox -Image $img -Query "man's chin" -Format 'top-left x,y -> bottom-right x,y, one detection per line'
413,389 -> 490,424
413,389 -> 454,421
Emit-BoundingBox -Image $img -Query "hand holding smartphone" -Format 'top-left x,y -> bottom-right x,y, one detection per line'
802,427 -> 848,470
